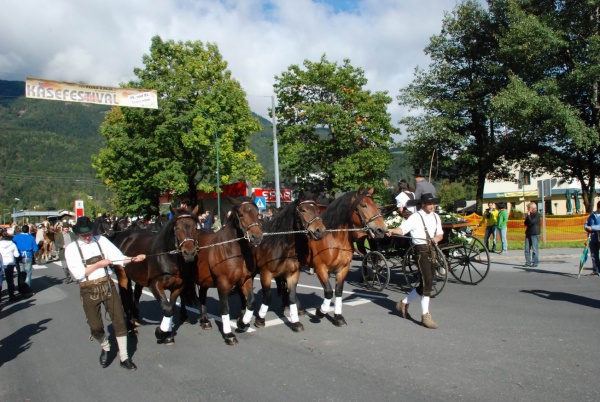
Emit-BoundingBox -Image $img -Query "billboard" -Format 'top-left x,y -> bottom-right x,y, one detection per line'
253,188 -> 293,203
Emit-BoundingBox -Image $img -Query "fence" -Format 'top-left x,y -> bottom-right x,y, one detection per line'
463,213 -> 588,244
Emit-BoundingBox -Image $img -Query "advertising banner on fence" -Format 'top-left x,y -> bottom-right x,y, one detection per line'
25,77 -> 158,109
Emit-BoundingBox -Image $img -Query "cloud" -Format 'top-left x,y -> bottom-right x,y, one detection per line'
0,0 -> 462,130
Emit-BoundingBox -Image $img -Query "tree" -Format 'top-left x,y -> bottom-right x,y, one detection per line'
273,54 -> 397,200
491,0 -> 600,212
94,36 -> 263,216
398,0 -> 508,212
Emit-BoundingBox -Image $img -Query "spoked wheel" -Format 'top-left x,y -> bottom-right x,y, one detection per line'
401,244 -> 448,297
361,251 -> 390,291
449,237 -> 490,284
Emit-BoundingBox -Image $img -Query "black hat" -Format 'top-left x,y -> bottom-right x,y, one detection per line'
406,193 -> 440,207
73,216 -> 93,235
413,168 -> 428,177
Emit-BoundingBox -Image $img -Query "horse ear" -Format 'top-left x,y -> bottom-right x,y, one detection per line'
228,197 -> 240,206
191,205 -> 199,216
367,187 -> 375,196
357,185 -> 365,195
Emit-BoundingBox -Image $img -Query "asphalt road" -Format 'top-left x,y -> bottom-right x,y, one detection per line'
1,249 -> 598,402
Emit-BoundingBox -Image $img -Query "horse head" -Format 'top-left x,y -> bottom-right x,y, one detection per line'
93,216 -> 114,238
295,200 -> 326,240
171,209 -> 199,262
230,197 -> 263,246
351,187 -> 387,240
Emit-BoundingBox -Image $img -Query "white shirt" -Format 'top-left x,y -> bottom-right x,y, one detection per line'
0,239 -> 20,265
65,235 -> 127,282
399,209 -> 442,245
35,229 -> 45,243
395,191 -> 416,213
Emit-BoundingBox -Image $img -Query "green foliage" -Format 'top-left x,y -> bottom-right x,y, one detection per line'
94,36 -> 264,215
273,54 -> 398,199
438,180 -> 476,212
491,0 -> 600,212
398,0 -> 507,207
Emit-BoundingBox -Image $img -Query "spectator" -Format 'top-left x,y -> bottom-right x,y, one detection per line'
211,214 -> 222,232
12,224 -> 38,295
54,223 -> 78,283
477,202 -> 499,252
524,202 -> 540,267
201,210 -> 212,229
496,203 -> 509,255
0,228 -> 21,301
583,201 -> 600,276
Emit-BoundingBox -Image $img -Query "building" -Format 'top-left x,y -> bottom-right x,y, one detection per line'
483,171 -> 600,215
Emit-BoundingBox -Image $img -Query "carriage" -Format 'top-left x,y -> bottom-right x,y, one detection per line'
360,215 -> 490,296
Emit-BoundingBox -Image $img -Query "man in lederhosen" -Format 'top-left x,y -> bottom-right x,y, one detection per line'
386,193 -> 443,329
65,216 -> 146,370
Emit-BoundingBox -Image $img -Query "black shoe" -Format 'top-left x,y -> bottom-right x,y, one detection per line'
120,358 -> 137,371
99,350 -> 109,368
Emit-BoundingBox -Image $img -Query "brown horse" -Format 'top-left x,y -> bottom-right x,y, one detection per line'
307,187 -> 387,327
252,199 -> 326,332
193,197 -> 264,345
113,207 -> 199,345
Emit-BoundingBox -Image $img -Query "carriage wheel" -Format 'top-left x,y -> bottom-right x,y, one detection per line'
448,237 -> 490,285
401,244 -> 448,297
361,251 -> 390,291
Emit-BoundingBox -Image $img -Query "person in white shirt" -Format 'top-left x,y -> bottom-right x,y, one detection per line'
386,193 -> 443,329
395,179 -> 416,216
65,216 -> 146,371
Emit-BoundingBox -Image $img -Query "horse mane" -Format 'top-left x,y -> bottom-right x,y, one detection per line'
261,200 -> 298,248
321,190 -> 367,229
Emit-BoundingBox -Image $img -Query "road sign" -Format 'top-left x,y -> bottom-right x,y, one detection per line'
254,197 -> 266,210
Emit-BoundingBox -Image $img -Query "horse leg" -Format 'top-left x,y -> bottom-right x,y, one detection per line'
149,280 -> 176,345
198,286 -> 212,330
314,265 -> 334,319
255,272 -> 274,328
132,283 -> 143,327
217,284 -> 238,345
235,278 -> 256,332
332,267 -> 349,327
286,270 -> 304,332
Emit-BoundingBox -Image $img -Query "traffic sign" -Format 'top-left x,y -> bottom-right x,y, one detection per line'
254,196 -> 266,210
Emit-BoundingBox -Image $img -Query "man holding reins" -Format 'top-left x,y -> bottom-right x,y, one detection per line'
386,193 -> 443,329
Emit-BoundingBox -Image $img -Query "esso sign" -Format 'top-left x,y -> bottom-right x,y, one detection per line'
74,200 -> 84,218
254,188 -> 293,203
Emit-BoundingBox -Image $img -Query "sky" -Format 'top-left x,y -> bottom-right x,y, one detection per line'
0,0 -> 462,131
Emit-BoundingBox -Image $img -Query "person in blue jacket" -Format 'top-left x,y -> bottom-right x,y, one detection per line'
584,201 -> 600,276
12,225 -> 38,294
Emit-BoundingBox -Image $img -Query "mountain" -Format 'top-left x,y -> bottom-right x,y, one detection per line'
0,79 -> 279,214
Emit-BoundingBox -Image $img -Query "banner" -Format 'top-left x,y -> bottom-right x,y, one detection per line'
253,188 -> 293,203
25,77 -> 158,109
